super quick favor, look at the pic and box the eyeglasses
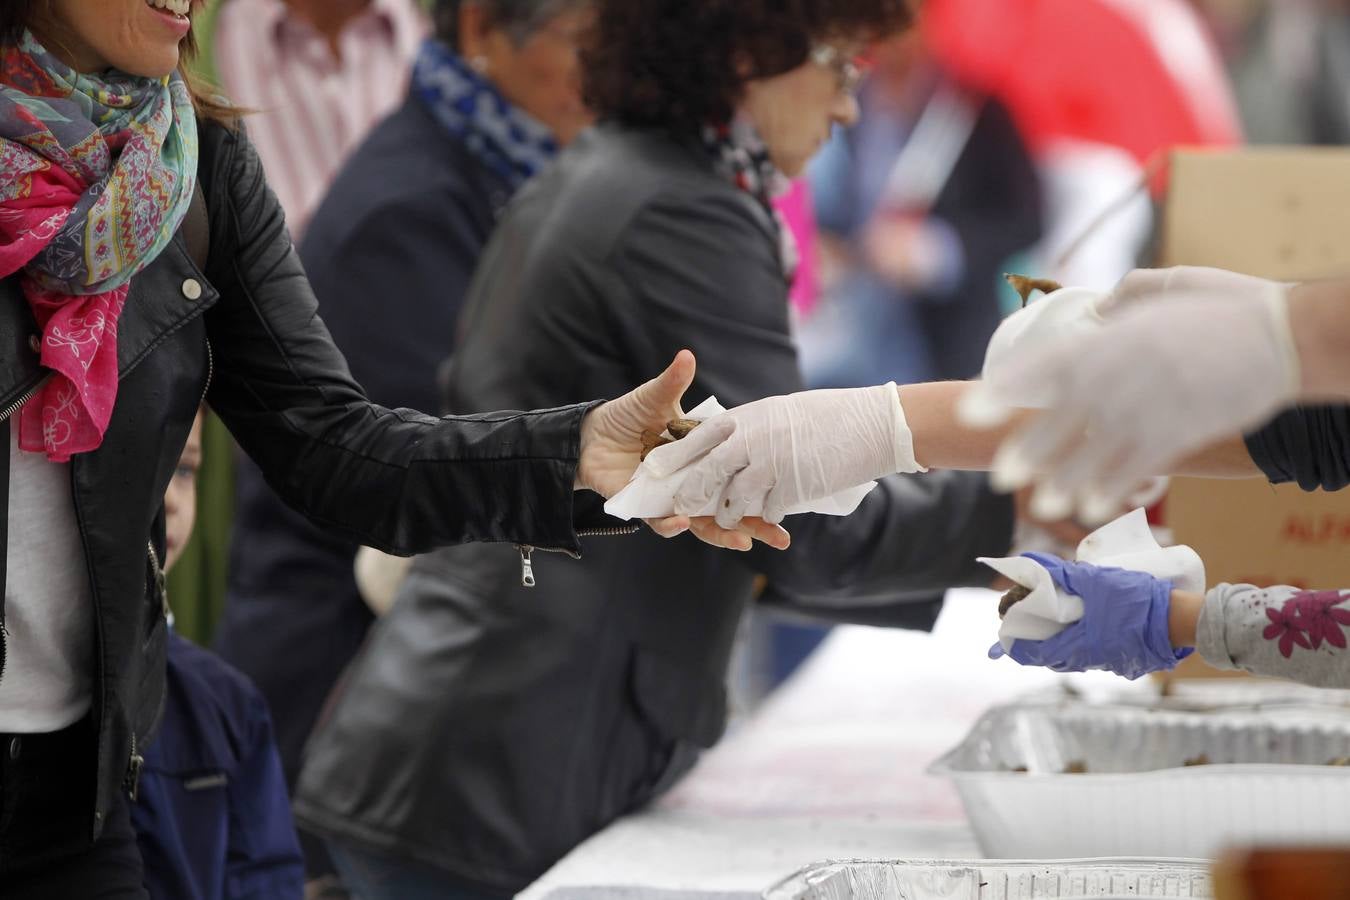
[809,44,867,96]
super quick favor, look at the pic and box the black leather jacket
[0,120,596,843]
[294,124,1016,894]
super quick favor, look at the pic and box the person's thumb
[636,350,697,420]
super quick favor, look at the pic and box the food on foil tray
[1010,753,1350,775]
[639,418,703,461]
[1004,273,1064,308]
[1007,761,1086,774]
[932,703,1350,858]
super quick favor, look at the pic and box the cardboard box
[1162,148,1350,281]
[1158,148,1350,678]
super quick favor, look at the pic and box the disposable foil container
[764,858,1212,900]
[928,703,1350,859]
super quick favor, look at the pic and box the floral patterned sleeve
[1196,584,1350,688]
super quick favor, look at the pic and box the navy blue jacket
[213,91,512,794]
[132,633,303,900]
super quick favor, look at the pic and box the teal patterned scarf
[0,29,198,460]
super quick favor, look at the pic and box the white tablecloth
[519,589,1127,899]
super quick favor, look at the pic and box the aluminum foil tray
[764,858,1212,900]
[928,702,1350,859]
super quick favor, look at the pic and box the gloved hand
[961,267,1300,523]
[579,350,790,551]
[641,383,925,528]
[990,552,1192,680]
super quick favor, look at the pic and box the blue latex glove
[989,552,1194,680]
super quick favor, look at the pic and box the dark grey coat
[293,123,1016,895]
[214,91,515,801]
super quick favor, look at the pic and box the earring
[470,56,489,74]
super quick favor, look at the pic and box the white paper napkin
[982,507,1206,652]
[604,396,879,521]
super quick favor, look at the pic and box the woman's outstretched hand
[578,350,791,551]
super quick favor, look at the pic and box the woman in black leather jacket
[294,1,1019,898]
[0,2,771,895]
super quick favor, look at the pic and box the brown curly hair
[0,0,237,125]
[582,0,915,135]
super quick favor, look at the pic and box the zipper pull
[148,543,169,618]
[126,740,145,802]
[517,545,536,588]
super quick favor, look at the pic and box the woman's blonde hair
[0,0,238,125]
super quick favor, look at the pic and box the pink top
[213,0,427,240]
[774,179,819,316]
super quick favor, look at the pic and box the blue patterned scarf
[411,39,558,191]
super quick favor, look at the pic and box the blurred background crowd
[154,0,1350,896]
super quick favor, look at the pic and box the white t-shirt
[0,420,94,732]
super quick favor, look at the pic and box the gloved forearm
[1196,583,1350,688]
[1288,279,1350,402]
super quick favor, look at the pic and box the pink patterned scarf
[0,31,197,461]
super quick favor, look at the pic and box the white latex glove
[641,384,926,528]
[961,267,1301,524]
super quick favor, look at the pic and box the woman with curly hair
[293,2,1022,897]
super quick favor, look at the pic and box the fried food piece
[638,419,704,461]
[1062,760,1089,774]
[1005,273,1064,309]
[667,419,702,440]
[640,431,673,461]
[999,584,1032,618]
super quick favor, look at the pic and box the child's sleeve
[225,694,306,900]
[1197,584,1350,688]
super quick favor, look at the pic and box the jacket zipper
[0,373,52,424]
[198,338,213,406]
[0,373,52,687]
[117,337,205,803]
[125,541,166,801]
[147,541,169,619]
[125,731,144,802]
[515,525,639,588]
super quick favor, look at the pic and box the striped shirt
[213,0,427,240]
